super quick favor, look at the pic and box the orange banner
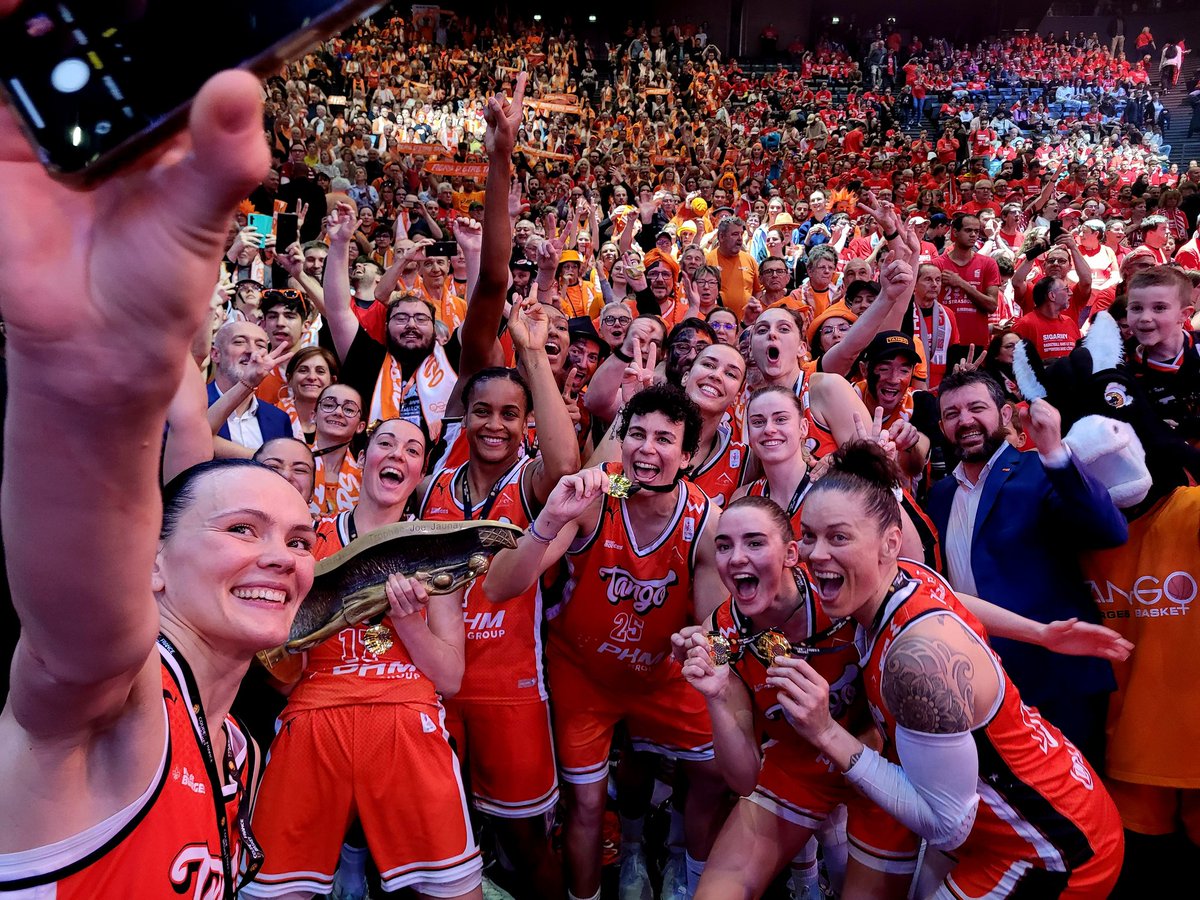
[427,161,489,177]
[392,142,451,156]
[651,154,681,166]
[531,101,584,115]
[542,93,579,106]
[644,87,671,96]
[516,146,574,162]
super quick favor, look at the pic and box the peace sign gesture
[620,335,658,402]
[852,406,898,464]
[856,190,903,238]
[240,340,296,389]
[952,343,988,374]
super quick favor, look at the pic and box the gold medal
[753,630,793,663]
[363,623,394,655]
[706,631,732,666]
[606,473,634,499]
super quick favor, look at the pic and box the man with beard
[928,370,1128,761]
[323,202,457,444]
[663,318,716,387]
[206,321,294,450]
[629,249,690,326]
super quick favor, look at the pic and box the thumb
[160,71,270,247]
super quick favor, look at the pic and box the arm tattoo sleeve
[881,617,979,734]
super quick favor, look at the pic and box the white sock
[790,836,820,892]
[620,813,645,844]
[336,842,368,880]
[685,851,706,894]
[816,807,848,893]
[568,890,601,900]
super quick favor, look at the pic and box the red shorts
[942,799,1123,899]
[1106,777,1200,843]
[547,651,713,785]
[443,698,559,818]
[245,703,482,897]
[750,739,920,875]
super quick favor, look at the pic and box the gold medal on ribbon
[363,623,394,655]
[706,631,732,666]
[754,630,793,663]
[606,473,634,499]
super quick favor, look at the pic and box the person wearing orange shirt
[416,249,469,327]
[419,305,579,899]
[484,385,728,900]
[248,418,485,900]
[705,216,760,319]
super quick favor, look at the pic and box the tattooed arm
[880,613,1000,734]
[789,613,994,850]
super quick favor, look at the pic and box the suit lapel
[973,445,1021,537]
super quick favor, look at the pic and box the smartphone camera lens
[50,58,89,93]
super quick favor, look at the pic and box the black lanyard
[764,471,812,518]
[736,571,854,664]
[460,460,521,522]
[157,635,263,896]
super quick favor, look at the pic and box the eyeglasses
[709,320,737,332]
[602,315,633,327]
[820,323,851,338]
[762,268,788,277]
[318,397,362,417]
[389,312,434,327]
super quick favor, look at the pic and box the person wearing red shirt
[933,213,1000,348]
[1014,276,1081,359]
[1175,228,1200,270]
[842,123,865,155]
[970,126,997,160]
[936,128,960,166]
[962,180,1002,217]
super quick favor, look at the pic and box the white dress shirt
[213,381,264,451]
[945,442,1010,596]
[945,442,1072,596]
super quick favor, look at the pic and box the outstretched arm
[457,73,528,383]
[322,201,362,362]
[1,72,269,737]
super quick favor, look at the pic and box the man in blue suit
[206,321,293,451]
[929,369,1128,763]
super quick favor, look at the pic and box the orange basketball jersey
[711,579,861,774]
[797,373,839,460]
[286,511,437,713]
[687,424,747,507]
[745,474,813,538]
[550,464,715,691]
[0,640,259,900]
[861,560,1120,881]
[420,459,547,703]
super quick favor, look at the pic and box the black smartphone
[1048,218,1064,242]
[428,240,457,258]
[0,1,385,181]
[275,212,299,251]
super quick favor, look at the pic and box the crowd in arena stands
[3,5,1200,900]
[177,9,1200,899]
